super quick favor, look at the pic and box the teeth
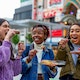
[34,38,39,40]
[72,36,77,39]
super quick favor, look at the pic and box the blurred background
[0,0,80,80]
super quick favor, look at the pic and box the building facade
[13,0,32,20]
[32,0,80,24]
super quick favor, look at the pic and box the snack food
[41,60,53,66]
[41,60,66,67]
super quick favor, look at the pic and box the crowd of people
[0,18,80,80]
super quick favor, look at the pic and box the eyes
[32,31,44,35]
[70,29,80,33]
[1,25,10,28]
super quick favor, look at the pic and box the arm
[46,49,57,78]
[13,59,22,76]
[46,66,57,78]
[20,45,33,74]
[0,41,11,67]
[55,41,68,60]
[21,57,32,74]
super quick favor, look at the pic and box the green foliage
[26,33,33,43]
[11,34,20,45]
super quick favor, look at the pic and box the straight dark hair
[0,18,15,60]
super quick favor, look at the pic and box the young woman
[20,25,57,80]
[0,18,22,80]
[55,23,80,80]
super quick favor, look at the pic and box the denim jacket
[20,44,57,80]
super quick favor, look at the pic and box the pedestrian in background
[19,24,57,80]
[55,23,80,80]
[0,18,22,80]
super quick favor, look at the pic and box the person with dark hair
[19,24,57,80]
[55,23,80,80]
[0,18,22,80]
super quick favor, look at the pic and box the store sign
[32,0,37,20]
[43,8,63,18]
[51,29,62,37]
[49,0,61,6]
[48,0,62,8]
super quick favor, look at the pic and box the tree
[26,33,33,43]
[11,34,20,45]
[11,34,20,53]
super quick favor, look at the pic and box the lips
[71,36,78,43]
[33,37,40,40]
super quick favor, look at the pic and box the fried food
[41,60,53,66]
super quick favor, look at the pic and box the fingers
[59,39,69,49]
[29,49,37,55]
[59,39,68,45]
[28,49,37,59]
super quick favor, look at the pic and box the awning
[9,19,69,29]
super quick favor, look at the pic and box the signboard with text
[43,8,63,18]
[51,29,62,37]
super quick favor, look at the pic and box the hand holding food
[59,38,68,49]
[70,50,80,55]
[5,29,20,41]
[26,49,37,63]
[41,60,66,67]
[41,60,58,67]
[18,42,25,56]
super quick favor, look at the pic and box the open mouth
[71,36,78,42]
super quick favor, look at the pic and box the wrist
[50,66,57,73]
[5,35,10,41]
[26,56,31,63]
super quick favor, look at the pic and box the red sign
[32,0,37,20]
[51,30,62,37]
[43,8,63,18]
[49,0,61,6]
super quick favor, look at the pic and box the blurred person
[19,24,57,80]
[0,18,22,80]
[55,23,80,80]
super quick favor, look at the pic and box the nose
[34,33,39,36]
[6,27,10,32]
[72,31,76,34]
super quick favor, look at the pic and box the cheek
[69,33,72,37]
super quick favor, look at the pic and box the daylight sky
[0,0,20,18]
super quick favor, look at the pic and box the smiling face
[32,27,46,44]
[70,24,80,45]
[0,21,10,41]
